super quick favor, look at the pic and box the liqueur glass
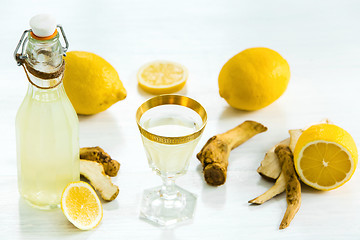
[136,95,207,226]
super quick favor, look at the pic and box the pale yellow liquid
[140,107,202,177]
[16,84,79,209]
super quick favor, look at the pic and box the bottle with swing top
[14,14,79,209]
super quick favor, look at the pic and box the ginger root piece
[257,138,290,180]
[80,147,120,177]
[249,143,294,204]
[289,129,302,153]
[197,120,267,186]
[248,171,286,205]
[275,145,301,230]
[80,160,119,201]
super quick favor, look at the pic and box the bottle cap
[29,14,57,37]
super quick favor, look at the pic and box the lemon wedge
[61,181,103,230]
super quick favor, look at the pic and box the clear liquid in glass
[140,104,203,177]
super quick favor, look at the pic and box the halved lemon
[137,60,188,94]
[294,124,358,191]
[61,181,103,230]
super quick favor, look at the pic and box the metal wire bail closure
[13,25,69,89]
[14,25,69,65]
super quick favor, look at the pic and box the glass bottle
[14,15,79,209]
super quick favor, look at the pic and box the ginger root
[197,120,267,186]
[80,147,120,177]
[289,129,302,153]
[249,165,286,204]
[251,119,332,229]
[80,160,119,201]
[257,138,290,180]
[248,171,286,205]
[249,143,294,204]
[275,145,301,230]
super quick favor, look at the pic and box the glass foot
[140,185,197,226]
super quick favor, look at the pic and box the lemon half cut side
[294,124,358,191]
[61,181,103,230]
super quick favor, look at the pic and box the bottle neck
[24,33,64,90]
[26,32,63,72]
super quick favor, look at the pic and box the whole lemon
[218,47,290,111]
[63,51,127,115]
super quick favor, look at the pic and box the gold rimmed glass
[136,95,207,226]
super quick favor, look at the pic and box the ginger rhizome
[249,145,301,229]
[79,147,120,201]
[197,120,267,186]
[80,160,119,201]
[276,146,301,229]
[80,147,120,177]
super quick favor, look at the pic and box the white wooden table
[1,0,360,239]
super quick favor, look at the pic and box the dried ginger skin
[275,145,301,230]
[80,146,120,177]
[249,143,288,204]
[197,121,267,186]
[248,170,286,205]
[257,138,290,180]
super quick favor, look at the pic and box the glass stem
[160,177,177,200]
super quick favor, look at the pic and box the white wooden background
[1,0,360,239]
